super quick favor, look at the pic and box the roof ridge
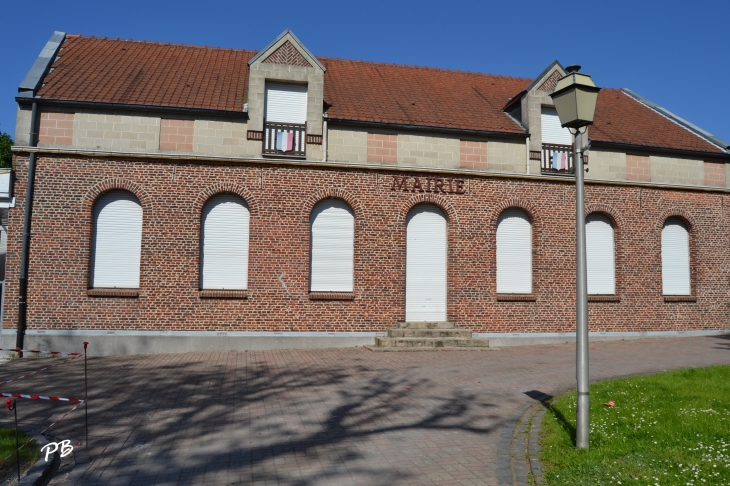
[319,56,532,81]
[70,34,258,54]
[70,35,530,80]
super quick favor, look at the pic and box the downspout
[525,136,531,175]
[17,102,39,355]
[322,114,328,162]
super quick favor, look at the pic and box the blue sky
[1,0,728,145]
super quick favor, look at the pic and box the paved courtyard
[0,335,728,485]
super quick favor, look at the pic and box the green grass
[540,366,730,485]
[0,427,39,476]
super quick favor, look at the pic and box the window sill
[309,292,355,301]
[199,290,248,299]
[588,295,621,302]
[87,288,139,298]
[664,295,697,303]
[496,294,536,302]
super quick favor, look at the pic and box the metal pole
[84,342,88,450]
[574,129,590,449]
[13,400,20,482]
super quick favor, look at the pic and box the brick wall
[459,141,488,170]
[703,161,725,187]
[367,133,398,163]
[160,119,194,151]
[626,154,650,182]
[4,154,728,335]
[38,112,74,146]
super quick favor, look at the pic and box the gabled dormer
[246,29,325,159]
[505,61,577,174]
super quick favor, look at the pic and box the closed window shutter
[265,83,307,124]
[201,194,250,290]
[541,107,573,145]
[406,205,447,321]
[586,214,616,294]
[90,190,143,288]
[496,209,532,293]
[310,200,354,292]
[662,218,691,295]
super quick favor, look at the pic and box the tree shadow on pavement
[0,351,503,485]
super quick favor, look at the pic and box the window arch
[662,217,691,295]
[586,213,615,294]
[310,199,354,292]
[496,209,532,293]
[200,193,250,290]
[90,190,143,288]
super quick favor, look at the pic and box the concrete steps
[366,322,490,352]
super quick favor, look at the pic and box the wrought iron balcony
[262,122,306,158]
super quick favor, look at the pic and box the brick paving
[0,335,728,485]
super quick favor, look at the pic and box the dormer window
[540,106,574,173]
[263,82,308,157]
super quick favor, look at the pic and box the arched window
[496,209,532,293]
[200,194,250,290]
[586,213,615,294]
[90,190,143,288]
[310,199,354,292]
[662,217,691,295]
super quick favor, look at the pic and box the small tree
[0,132,12,169]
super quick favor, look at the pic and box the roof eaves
[589,139,730,161]
[327,118,528,139]
[621,88,730,153]
[247,29,326,72]
[18,31,66,98]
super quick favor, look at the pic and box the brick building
[4,30,730,355]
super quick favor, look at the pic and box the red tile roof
[38,36,255,112]
[320,58,530,134]
[591,89,723,154]
[34,35,725,155]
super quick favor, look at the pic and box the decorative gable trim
[262,41,311,67]
[537,70,562,93]
[248,29,326,72]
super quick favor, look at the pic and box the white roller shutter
[90,190,142,288]
[406,205,447,321]
[265,83,307,124]
[662,218,691,295]
[310,200,354,292]
[541,107,573,145]
[586,214,615,294]
[496,209,532,293]
[201,194,250,290]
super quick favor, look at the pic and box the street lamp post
[550,65,600,450]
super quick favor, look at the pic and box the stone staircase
[366,322,490,351]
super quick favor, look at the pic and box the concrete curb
[497,392,552,486]
[17,434,56,486]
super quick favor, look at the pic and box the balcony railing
[262,122,306,157]
[533,143,589,174]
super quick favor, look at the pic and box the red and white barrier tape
[0,392,84,404]
[0,354,82,389]
[0,347,83,357]
[1,401,84,462]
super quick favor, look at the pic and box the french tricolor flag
[276,131,294,152]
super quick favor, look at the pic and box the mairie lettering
[390,176,466,194]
